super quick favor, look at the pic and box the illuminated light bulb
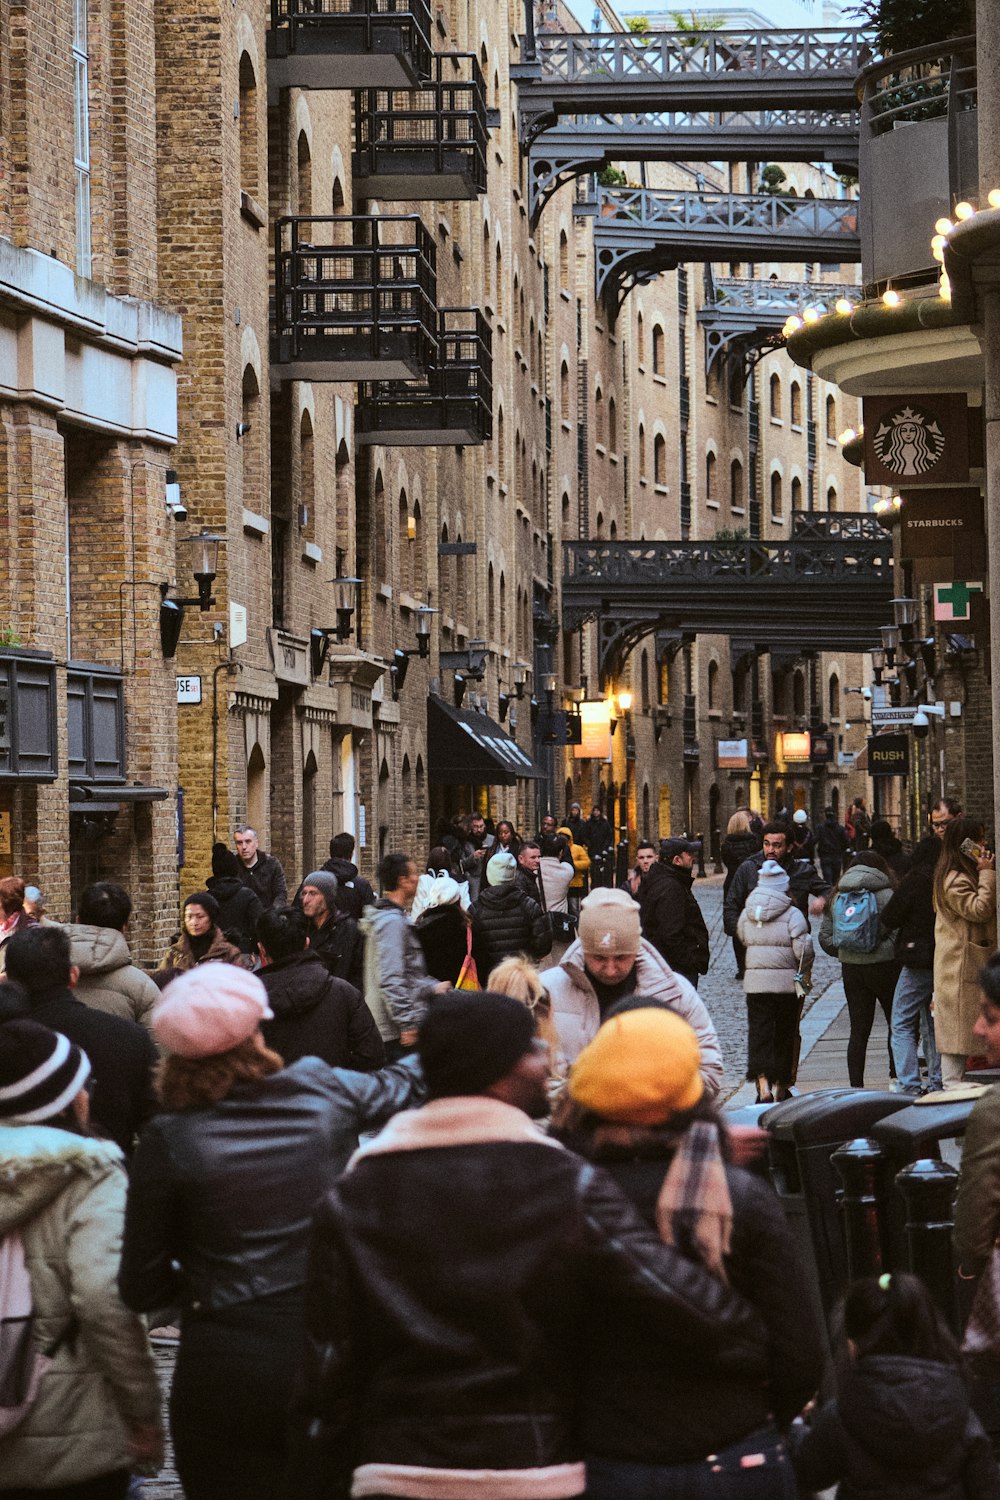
[873,498,889,514]
[939,271,951,302]
[835,298,852,315]
[935,217,954,234]
[932,245,945,262]
[931,234,946,252]
[838,427,857,446]
[882,288,901,307]
[891,495,902,509]
[989,189,1000,209]
[954,201,976,220]
[787,315,803,331]
[803,307,820,324]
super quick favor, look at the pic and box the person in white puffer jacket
[738,859,814,1104]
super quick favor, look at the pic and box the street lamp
[869,646,885,685]
[389,606,438,698]
[879,623,901,666]
[159,531,225,658]
[511,661,529,699]
[311,576,362,676]
[891,597,919,630]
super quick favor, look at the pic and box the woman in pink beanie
[119,964,424,1500]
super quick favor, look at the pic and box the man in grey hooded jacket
[361,852,444,1059]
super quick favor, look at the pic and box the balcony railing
[858,37,977,287]
[272,215,438,382]
[355,308,492,446]
[353,53,489,201]
[267,0,432,90]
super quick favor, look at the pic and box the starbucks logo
[872,403,946,477]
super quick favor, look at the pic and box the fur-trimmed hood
[0,1123,124,1237]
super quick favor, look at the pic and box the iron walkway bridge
[584,187,861,311]
[512,27,869,144]
[698,277,861,376]
[561,515,892,686]
[528,108,859,221]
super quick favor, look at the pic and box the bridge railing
[593,187,859,237]
[531,28,869,84]
[562,535,890,586]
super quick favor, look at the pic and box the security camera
[912,708,929,740]
[165,479,188,523]
[861,687,872,702]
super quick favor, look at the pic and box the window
[608,397,617,454]
[640,650,650,712]
[239,53,259,202]
[770,471,783,517]
[706,450,716,502]
[769,373,781,420]
[594,385,604,446]
[730,458,744,511]
[829,673,841,720]
[299,410,314,541]
[791,476,803,510]
[560,360,570,418]
[73,0,92,277]
[638,423,647,476]
[495,244,503,319]
[483,224,492,301]
[708,659,719,710]
[654,433,666,486]
[559,230,569,285]
[827,484,838,512]
[652,324,665,375]
[790,382,802,426]
[637,313,645,365]
[296,131,312,216]
[826,393,836,441]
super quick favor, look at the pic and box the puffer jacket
[819,864,896,965]
[471,883,552,979]
[360,900,439,1043]
[541,938,724,1096]
[792,1355,998,1500]
[723,850,829,936]
[737,886,814,994]
[204,874,263,953]
[539,854,574,913]
[259,951,384,1071]
[557,827,591,890]
[0,1124,160,1490]
[63,922,160,1033]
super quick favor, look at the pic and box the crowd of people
[0,796,999,1499]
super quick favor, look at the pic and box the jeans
[820,857,843,888]
[890,965,941,1092]
[842,960,900,1087]
[745,993,800,1087]
[586,1427,797,1500]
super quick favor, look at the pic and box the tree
[851,0,971,56]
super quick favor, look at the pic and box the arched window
[332,175,345,212]
[790,382,802,426]
[730,458,744,510]
[398,489,411,595]
[495,243,503,319]
[499,571,506,637]
[829,673,841,720]
[637,313,645,365]
[496,405,505,484]
[560,360,570,417]
[708,659,719,710]
[652,323,665,374]
[826,393,836,441]
[640,650,650,711]
[299,409,314,541]
[608,396,618,454]
[241,363,261,511]
[483,223,492,301]
[296,131,312,216]
[638,423,647,476]
[770,471,783,517]
[239,53,259,200]
[654,433,666,485]
[791,475,803,511]
[559,230,569,284]
[706,450,716,501]
[594,384,604,446]
[827,484,838,512]
[488,562,495,636]
[769,372,781,420]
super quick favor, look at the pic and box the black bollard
[695,832,707,879]
[831,1137,888,1282]
[895,1158,961,1333]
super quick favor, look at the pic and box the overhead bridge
[528,108,859,221]
[583,187,860,311]
[698,277,860,376]
[512,27,869,144]
[561,516,892,685]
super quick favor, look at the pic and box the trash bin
[762,1089,908,1322]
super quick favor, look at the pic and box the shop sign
[868,733,910,778]
[863,394,969,487]
[574,700,611,760]
[899,489,984,560]
[810,733,834,764]
[779,731,811,762]
[718,738,748,769]
[838,750,858,768]
[933,580,983,623]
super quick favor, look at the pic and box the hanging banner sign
[718,738,748,769]
[574,700,611,760]
[868,733,910,777]
[934,580,983,622]
[810,733,834,764]
[899,488,984,559]
[863,394,969,487]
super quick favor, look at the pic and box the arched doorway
[302,750,318,875]
[247,743,266,835]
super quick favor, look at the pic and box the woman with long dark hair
[819,851,900,1088]
[933,816,997,1088]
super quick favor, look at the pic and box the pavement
[137,873,874,1497]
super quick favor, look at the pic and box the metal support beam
[698,277,860,379]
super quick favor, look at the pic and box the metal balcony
[527,107,859,221]
[267,0,432,92]
[355,308,492,446]
[513,27,868,143]
[272,215,438,382]
[698,277,861,376]
[858,37,976,288]
[585,188,861,312]
[353,54,489,201]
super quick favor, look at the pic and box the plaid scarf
[655,1119,733,1283]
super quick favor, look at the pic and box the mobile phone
[961,837,985,860]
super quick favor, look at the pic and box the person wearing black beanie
[206,843,264,954]
[417,989,539,1101]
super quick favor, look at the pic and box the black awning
[427,695,546,786]
[69,783,170,802]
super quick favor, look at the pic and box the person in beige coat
[933,817,997,1088]
[0,1019,162,1495]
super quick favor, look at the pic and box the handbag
[962,1246,1000,1363]
[455,927,480,991]
[551,909,576,942]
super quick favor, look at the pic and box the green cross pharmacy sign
[933,580,982,622]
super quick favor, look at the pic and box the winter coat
[308,908,364,992]
[515,864,547,910]
[292,1097,765,1495]
[557,828,591,890]
[721,831,761,896]
[160,924,251,975]
[205,873,264,953]
[471,883,552,979]
[933,867,997,1057]
[881,862,936,970]
[723,850,829,936]
[63,922,160,1034]
[640,862,710,978]
[816,819,850,862]
[321,857,375,921]
[360,899,439,1043]
[259,951,384,1071]
[585,814,614,856]
[461,833,496,903]
[120,1056,426,1318]
[415,903,471,986]
[551,1119,824,1464]
[539,854,574,913]
[792,1355,998,1500]
[238,849,288,909]
[0,1124,160,1490]
[541,938,724,1096]
[737,885,814,995]
[24,987,158,1156]
[954,1080,1000,1278]
[871,835,910,880]
[819,865,897,966]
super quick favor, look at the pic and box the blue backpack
[830,887,880,954]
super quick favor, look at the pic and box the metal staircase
[527,107,859,221]
[585,187,861,312]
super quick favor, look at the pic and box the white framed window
[73,0,92,278]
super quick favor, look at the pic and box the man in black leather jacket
[293,991,764,1500]
[723,822,829,938]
